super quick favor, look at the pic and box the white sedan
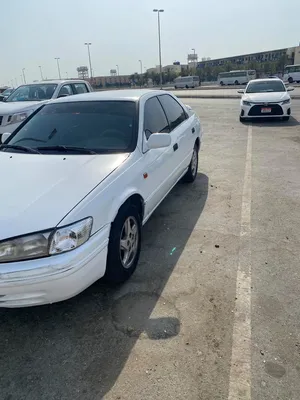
[0,89,202,307]
[238,78,294,122]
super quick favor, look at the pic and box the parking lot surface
[0,99,300,400]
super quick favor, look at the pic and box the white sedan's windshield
[3,101,137,154]
[6,84,57,102]
[246,81,286,93]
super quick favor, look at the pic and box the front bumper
[0,225,110,308]
[240,102,291,118]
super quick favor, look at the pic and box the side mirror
[287,87,294,92]
[147,133,171,149]
[1,132,11,143]
[57,93,69,98]
[237,89,245,94]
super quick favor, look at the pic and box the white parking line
[228,124,252,400]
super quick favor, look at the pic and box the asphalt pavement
[0,99,300,400]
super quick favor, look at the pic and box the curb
[176,94,300,100]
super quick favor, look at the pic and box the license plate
[261,107,271,113]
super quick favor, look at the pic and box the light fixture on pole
[39,65,44,80]
[55,58,61,79]
[22,68,26,84]
[153,9,164,89]
[84,43,93,79]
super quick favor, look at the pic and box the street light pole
[139,59,143,87]
[39,65,44,80]
[55,58,61,79]
[116,65,120,88]
[84,43,93,79]
[22,68,26,84]
[153,9,164,89]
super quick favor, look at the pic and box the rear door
[158,94,195,181]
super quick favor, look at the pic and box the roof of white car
[18,80,87,86]
[53,89,169,103]
[249,78,283,83]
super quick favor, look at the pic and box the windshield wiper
[37,145,97,154]
[0,144,41,154]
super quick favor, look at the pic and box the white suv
[0,80,92,136]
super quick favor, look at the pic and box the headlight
[49,218,93,255]
[282,99,290,105]
[0,217,93,263]
[0,231,51,263]
[6,110,33,125]
[242,100,252,106]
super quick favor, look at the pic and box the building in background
[77,66,89,80]
[197,46,299,71]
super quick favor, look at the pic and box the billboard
[188,53,198,62]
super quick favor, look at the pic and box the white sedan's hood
[0,152,128,240]
[243,92,289,103]
[0,101,46,115]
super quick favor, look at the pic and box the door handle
[173,143,178,152]
[192,127,195,134]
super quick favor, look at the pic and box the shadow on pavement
[0,173,209,400]
[240,116,299,126]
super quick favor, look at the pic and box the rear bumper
[0,225,110,308]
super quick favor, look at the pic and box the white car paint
[239,78,292,120]
[0,80,93,135]
[0,89,202,307]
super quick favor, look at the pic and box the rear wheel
[220,81,224,86]
[234,80,239,85]
[182,143,199,183]
[288,77,293,84]
[104,202,142,284]
[185,85,189,89]
[282,116,290,121]
[174,86,177,89]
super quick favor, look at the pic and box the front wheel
[182,143,199,183]
[288,77,293,84]
[234,80,239,85]
[104,202,142,284]
[185,85,189,89]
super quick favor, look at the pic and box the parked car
[0,87,14,102]
[0,80,93,138]
[238,78,294,121]
[0,89,203,307]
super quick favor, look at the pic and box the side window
[144,97,170,139]
[57,84,73,97]
[74,83,88,94]
[158,95,187,132]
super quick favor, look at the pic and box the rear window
[7,101,137,154]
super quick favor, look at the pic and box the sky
[1,0,300,86]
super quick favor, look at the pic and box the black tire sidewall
[104,203,142,284]
[183,144,199,183]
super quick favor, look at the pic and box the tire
[282,116,290,121]
[182,143,199,183]
[104,202,142,284]
[174,86,177,89]
[288,77,293,84]
[220,81,224,86]
[234,80,239,85]
[185,85,189,89]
